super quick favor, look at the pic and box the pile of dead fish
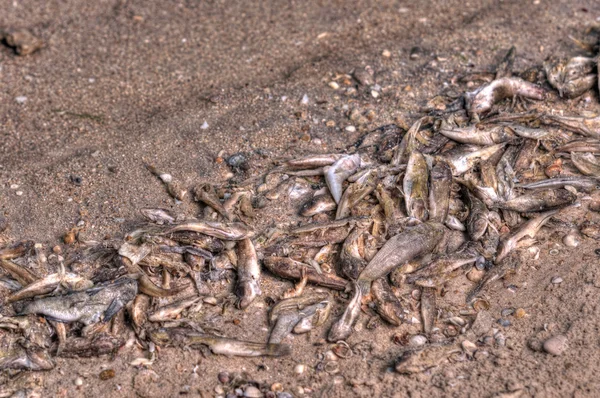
[2,46,600,376]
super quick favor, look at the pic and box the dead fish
[375,183,402,225]
[442,144,506,176]
[193,184,231,220]
[571,152,600,176]
[462,185,489,241]
[504,124,550,140]
[167,220,253,240]
[327,281,363,342]
[428,160,453,223]
[0,348,54,371]
[288,218,357,247]
[58,333,124,358]
[148,296,201,322]
[445,215,466,231]
[282,266,309,298]
[6,272,93,303]
[293,299,333,334]
[496,146,518,201]
[269,292,331,344]
[325,154,362,203]
[544,115,600,140]
[0,259,38,286]
[336,170,377,219]
[403,151,429,221]
[556,138,600,153]
[392,118,424,166]
[169,231,225,252]
[339,220,372,280]
[519,176,599,192]
[263,256,349,290]
[299,194,337,216]
[129,294,150,339]
[495,209,559,263]
[371,278,404,326]
[395,346,459,374]
[465,77,545,116]
[235,238,261,309]
[493,189,576,212]
[439,124,515,145]
[407,252,478,284]
[420,287,436,334]
[145,163,187,200]
[281,154,343,171]
[545,56,597,98]
[16,277,138,325]
[151,329,290,357]
[140,208,176,224]
[356,222,446,291]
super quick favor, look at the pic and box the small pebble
[345,125,356,132]
[99,369,115,380]
[200,121,209,129]
[271,383,283,392]
[562,232,580,248]
[467,268,485,283]
[501,308,515,317]
[551,276,563,284]
[498,319,511,327]
[328,81,339,89]
[15,96,27,104]
[543,335,568,356]
[15,191,23,196]
[515,308,527,319]
[301,94,309,105]
[52,245,62,254]
[409,334,427,347]
[244,385,262,398]
[294,364,305,374]
[382,49,391,57]
[277,393,292,398]
[461,340,477,354]
[74,377,83,386]
[218,371,230,384]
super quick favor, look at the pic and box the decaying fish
[442,144,506,176]
[544,115,600,140]
[287,218,357,247]
[193,184,231,220]
[0,348,54,371]
[6,272,93,303]
[403,151,429,221]
[148,296,201,322]
[235,238,261,309]
[325,154,362,203]
[300,194,337,216]
[145,164,187,200]
[327,281,363,342]
[520,176,599,192]
[263,256,349,290]
[16,277,138,325]
[465,77,545,117]
[428,160,453,222]
[281,154,342,171]
[462,185,490,241]
[556,138,600,153]
[545,56,597,98]
[439,124,515,145]
[269,292,331,343]
[356,222,446,291]
[150,329,290,357]
[336,170,377,219]
[493,189,576,212]
[371,278,404,326]
[339,221,372,280]
[167,221,253,240]
[571,152,600,176]
[140,208,176,224]
[395,346,459,374]
[58,333,124,358]
[495,209,560,263]
[420,287,437,334]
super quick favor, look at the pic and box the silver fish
[439,124,515,145]
[235,238,261,309]
[325,154,362,203]
[167,220,253,240]
[403,151,430,221]
[6,272,93,303]
[465,77,545,117]
[442,143,506,176]
[140,208,176,224]
[520,176,599,192]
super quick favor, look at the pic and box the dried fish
[325,154,362,203]
[545,56,597,98]
[167,220,253,240]
[544,115,600,140]
[140,208,176,224]
[371,278,404,326]
[442,144,506,176]
[439,124,515,145]
[465,77,545,117]
[58,333,124,358]
[6,272,93,303]
[299,194,337,216]
[150,329,291,357]
[496,209,559,263]
[428,160,453,222]
[494,189,576,212]
[263,256,349,290]
[145,164,187,200]
[339,221,372,280]
[148,296,201,322]
[520,176,599,192]
[282,154,343,171]
[336,170,377,219]
[462,184,490,241]
[327,281,363,342]
[0,348,54,371]
[571,152,600,176]
[16,277,138,325]
[235,238,261,309]
[193,184,231,220]
[403,151,429,221]
[420,287,437,334]
[269,292,331,343]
